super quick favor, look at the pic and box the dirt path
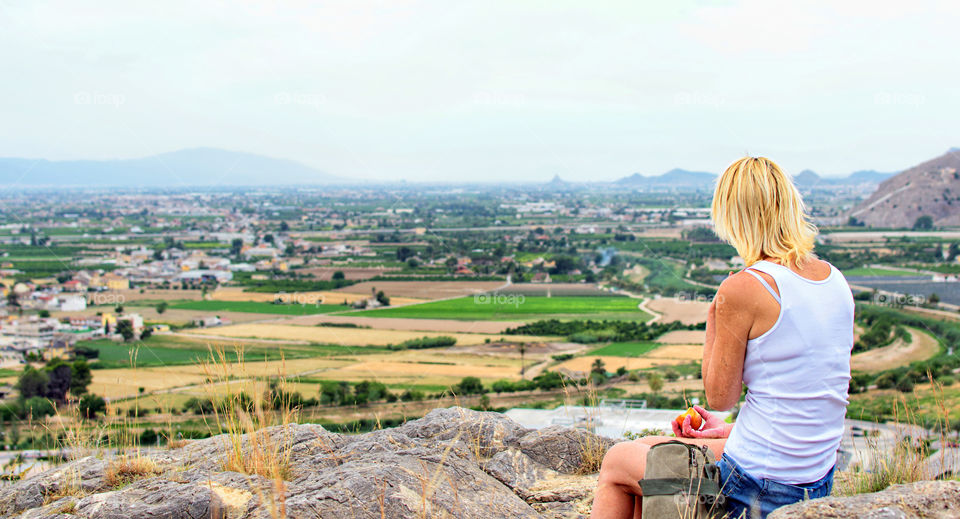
[852,327,940,373]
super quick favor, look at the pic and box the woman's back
[722,259,854,484]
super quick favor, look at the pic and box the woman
[591,157,854,519]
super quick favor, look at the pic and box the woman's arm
[702,273,754,411]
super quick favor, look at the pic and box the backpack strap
[640,477,721,496]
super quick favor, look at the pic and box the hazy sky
[2,1,959,182]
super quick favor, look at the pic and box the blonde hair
[711,157,817,267]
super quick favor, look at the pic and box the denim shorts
[716,453,834,519]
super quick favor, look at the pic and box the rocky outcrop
[7,407,959,519]
[0,407,616,519]
[770,481,960,519]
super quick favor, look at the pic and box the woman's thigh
[599,436,728,493]
[598,440,650,494]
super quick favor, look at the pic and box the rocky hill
[849,149,960,227]
[1,406,957,518]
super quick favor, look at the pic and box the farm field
[81,335,368,369]
[90,342,533,400]
[556,355,687,373]
[185,323,560,346]
[495,283,613,296]
[656,330,706,344]
[170,300,347,315]
[285,314,522,334]
[646,297,710,325]
[208,286,426,306]
[587,342,660,357]
[843,267,924,277]
[353,295,652,321]
[56,305,281,326]
[90,357,358,399]
[333,281,504,299]
[851,327,940,373]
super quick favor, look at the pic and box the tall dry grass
[198,344,301,519]
[834,373,952,496]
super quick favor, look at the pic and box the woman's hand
[670,405,733,439]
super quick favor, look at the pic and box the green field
[170,300,346,315]
[587,341,661,357]
[354,295,652,321]
[83,337,242,368]
[843,267,922,277]
[81,335,369,369]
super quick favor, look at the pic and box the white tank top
[722,259,854,484]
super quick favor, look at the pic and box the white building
[59,295,87,312]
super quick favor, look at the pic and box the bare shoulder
[715,271,761,308]
[797,256,833,279]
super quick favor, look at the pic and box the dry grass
[199,346,298,518]
[104,456,161,488]
[834,376,950,496]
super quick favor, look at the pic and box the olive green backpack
[639,441,726,519]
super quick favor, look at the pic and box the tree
[77,394,106,419]
[913,215,934,230]
[23,397,55,418]
[156,301,168,314]
[647,372,664,393]
[44,360,73,402]
[396,246,414,262]
[38,310,51,318]
[375,290,390,307]
[591,358,606,376]
[70,359,93,395]
[115,304,124,314]
[116,319,135,342]
[230,238,243,256]
[332,271,345,281]
[140,327,153,340]
[896,376,915,393]
[15,367,49,399]
[455,376,485,395]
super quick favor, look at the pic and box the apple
[675,407,703,431]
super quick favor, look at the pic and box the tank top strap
[745,260,785,300]
[744,269,781,304]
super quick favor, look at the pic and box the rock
[395,406,532,457]
[284,442,538,519]
[73,479,225,519]
[0,407,607,519]
[0,456,108,516]
[479,447,598,518]
[19,497,79,519]
[518,425,619,474]
[769,481,960,519]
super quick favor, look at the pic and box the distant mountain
[0,148,340,187]
[846,170,896,184]
[794,169,822,186]
[794,169,895,187]
[849,149,960,228]
[616,168,716,189]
